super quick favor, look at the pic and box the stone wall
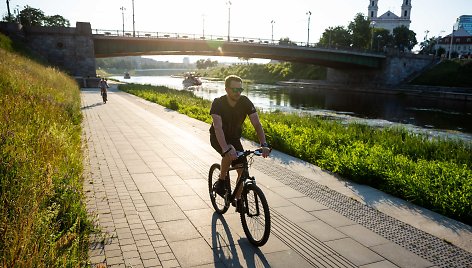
[327,52,435,87]
[22,22,96,78]
[0,22,96,80]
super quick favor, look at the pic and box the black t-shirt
[209,95,256,141]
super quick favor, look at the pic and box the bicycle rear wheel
[240,183,270,246]
[208,163,230,214]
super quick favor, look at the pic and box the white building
[437,28,472,58]
[368,0,412,32]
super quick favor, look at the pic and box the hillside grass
[0,33,93,267]
[120,83,472,225]
[411,59,472,87]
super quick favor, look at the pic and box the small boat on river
[124,72,131,79]
[182,72,202,88]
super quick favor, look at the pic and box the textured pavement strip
[81,85,471,268]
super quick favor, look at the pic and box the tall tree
[348,13,371,49]
[372,28,392,51]
[392,25,417,51]
[18,5,44,26]
[319,26,351,48]
[44,15,70,27]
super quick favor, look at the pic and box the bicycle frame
[226,152,258,214]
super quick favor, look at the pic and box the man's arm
[211,114,234,157]
[248,112,270,157]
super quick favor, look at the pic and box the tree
[278,37,296,46]
[348,13,371,49]
[44,15,70,27]
[373,28,392,51]
[392,25,417,51]
[196,58,218,69]
[238,57,252,64]
[319,26,351,48]
[18,5,44,26]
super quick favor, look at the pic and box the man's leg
[219,153,232,181]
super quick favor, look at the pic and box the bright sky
[1,0,470,63]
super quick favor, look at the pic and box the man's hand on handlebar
[261,146,271,158]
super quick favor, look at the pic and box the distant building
[368,0,412,32]
[437,28,472,58]
[456,15,472,35]
[182,57,190,65]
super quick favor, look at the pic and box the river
[111,74,472,141]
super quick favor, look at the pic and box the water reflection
[111,75,472,138]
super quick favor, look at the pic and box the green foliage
[348,13,371,49]
[119,84,212,124]
[0,34,92,267]
[196,58,218,69]
[411,60,472,87]
[318,26,351,48]
[392,25,417,51]
[120,84,472,224]
[14,5,70,27]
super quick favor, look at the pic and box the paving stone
[325,238,384,266]
[169,238,214,267]
[370,242,434,268]
[273,205,318,223]
[149,204,187,222]
[338,224,390,247]
[158,219,201,242]
[173,195,208,211]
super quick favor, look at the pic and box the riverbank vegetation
[120,83,472,225]
[0,33,93,266]
[200,62,327,84]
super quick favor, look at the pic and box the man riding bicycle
[209,75,270,212]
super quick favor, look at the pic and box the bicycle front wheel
[208,163,229,214]
[240,183,270,246]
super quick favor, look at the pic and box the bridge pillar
[0,22,97,86]
[327,52,434,87]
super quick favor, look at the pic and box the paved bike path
[82,85,472,268]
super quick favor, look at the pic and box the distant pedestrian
[99,78,109,104]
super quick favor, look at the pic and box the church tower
[401,0,412,20]
[368,0,412,32]
[368,0,379,19]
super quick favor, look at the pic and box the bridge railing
[92,29,311,46]
[92,29,386,56]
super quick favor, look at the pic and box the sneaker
[214,179,226,197]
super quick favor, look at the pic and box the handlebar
[236,148,272,158]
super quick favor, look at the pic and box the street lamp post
[376,34,381,51]
[202,14,205,38]
[306,11,311,46]
[227,1,231,41]
[271,20,275,43]
[120,6,126,36]
[132,0,135,37]
[448,25,455,59]
[370,21,376,50]
[6,0,12,21]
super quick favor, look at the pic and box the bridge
[92,29,386,70]
[0,22,435,87]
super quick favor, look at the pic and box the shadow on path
[211,212,270,268]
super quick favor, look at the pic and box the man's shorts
[210,135,246,167]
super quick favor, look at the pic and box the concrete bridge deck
[82,84,472,268]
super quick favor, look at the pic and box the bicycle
[208,148,271,246]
